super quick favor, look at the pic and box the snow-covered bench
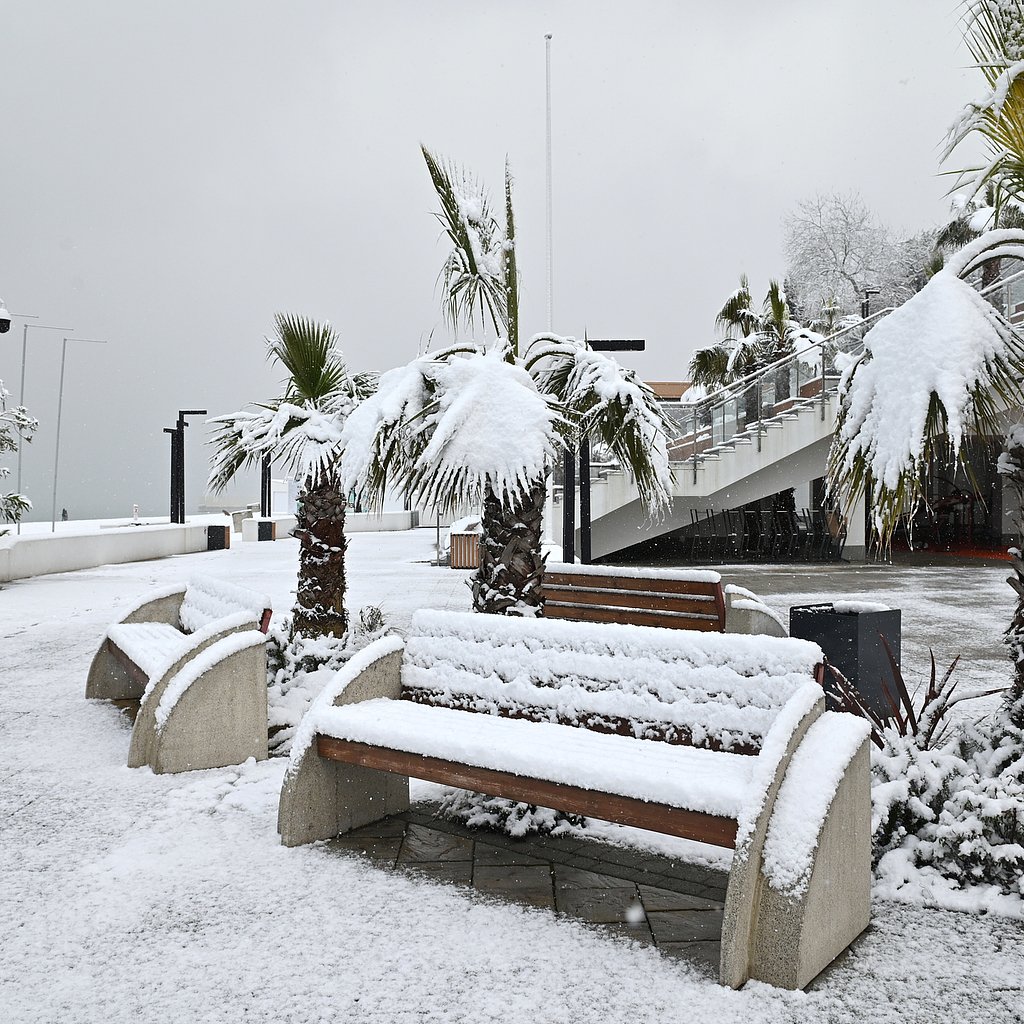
[86,576,272,774]
[278,609,872,990]
[541,563,787,637]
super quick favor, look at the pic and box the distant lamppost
[260,453,272,517]
[861,288,880,320]
[166,409,207,524]
[561,338,646,564]
[51,336,107,531]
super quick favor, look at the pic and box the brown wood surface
[316,735,739,848]
[541,585,718,617]
[544,571,720,597]
[542,571,727,632]
[543,603,723,631]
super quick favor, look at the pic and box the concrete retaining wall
[0,524,211,583]
[346,511,420,533]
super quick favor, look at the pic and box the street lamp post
[17,321,74,533]
[51,337,107,531]
[169,410,207,524]
[861,288,880,320]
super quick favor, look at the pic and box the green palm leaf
[207,315,370,494]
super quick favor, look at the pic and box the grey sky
[1,1,976,520]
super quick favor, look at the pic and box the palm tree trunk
[292,473,348,637]
[1002,441,1024,729]
[472,479,547,616]
[1005,550,1024,729]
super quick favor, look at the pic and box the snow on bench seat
[314,698,755,819]
[106,622,192,681]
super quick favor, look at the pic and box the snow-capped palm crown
[208,314,374,492]
[828,230,1024,542]
[341,147,673,519]
[340,344,565,515]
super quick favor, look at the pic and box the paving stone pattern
[327,808,727,977]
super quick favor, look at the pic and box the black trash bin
[790,602,901,718]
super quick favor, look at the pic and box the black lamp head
[0,299,10,334]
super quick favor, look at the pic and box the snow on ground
[1,532,1022,1022]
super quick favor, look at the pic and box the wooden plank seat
[541,562,786,637]
[86,575,273,773]
[279,610,872,990]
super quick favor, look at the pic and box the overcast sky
[1,1,978,520]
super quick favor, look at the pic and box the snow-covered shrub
[870,729,970,864]
[920,765,1024,896]
[825,650,1005,865]
[265,605,392,754]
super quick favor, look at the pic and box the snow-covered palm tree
[687,276,799,391]
[341,147,672,616]
[208,314,373,638]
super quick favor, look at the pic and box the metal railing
[667,265,1024,485]
[667,308,894,483]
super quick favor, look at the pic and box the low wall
[0,523,211,583]
[0,510,423,582]
[346,511,420,533]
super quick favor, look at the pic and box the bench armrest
[278,635,407,847]
[119,586,187,627]
[720,682,824,988]
[287,635,406,773]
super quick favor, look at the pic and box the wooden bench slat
[544,604,723,631]
[316,735,739,848]
[542,570,727,632]
[544,572,720,597]
[543,586,719,617]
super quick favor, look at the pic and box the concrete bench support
[146,634,269,774]
[278,644,408,847]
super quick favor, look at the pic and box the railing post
[757,378,762,452]
[692,408,699,485]
[820,356,826,421]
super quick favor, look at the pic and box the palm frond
[421,145,506,337]
[503,158,520,358]
[687,345,732,391]
[716,274,760,337]
[827,230,1024,548]
[208,314,369,494]
[942,0,1024,204]
[526,333,673,514]
[341,347,565,517]
[269,314,349,403]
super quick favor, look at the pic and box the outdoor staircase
[582,313,886,561]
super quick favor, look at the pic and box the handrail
[679,265,1024,424]
[666,264,1024,464]
[679,305,895,416]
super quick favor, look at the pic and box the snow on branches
[0,379,38,528]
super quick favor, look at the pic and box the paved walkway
[329,808,729,977]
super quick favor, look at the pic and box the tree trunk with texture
[292,474,348,637]
[472,479,547,616]
[1001,439,1024,730]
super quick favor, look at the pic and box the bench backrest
[542,563,727,632]
[179,575,273,634]
[402,609,822,755]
